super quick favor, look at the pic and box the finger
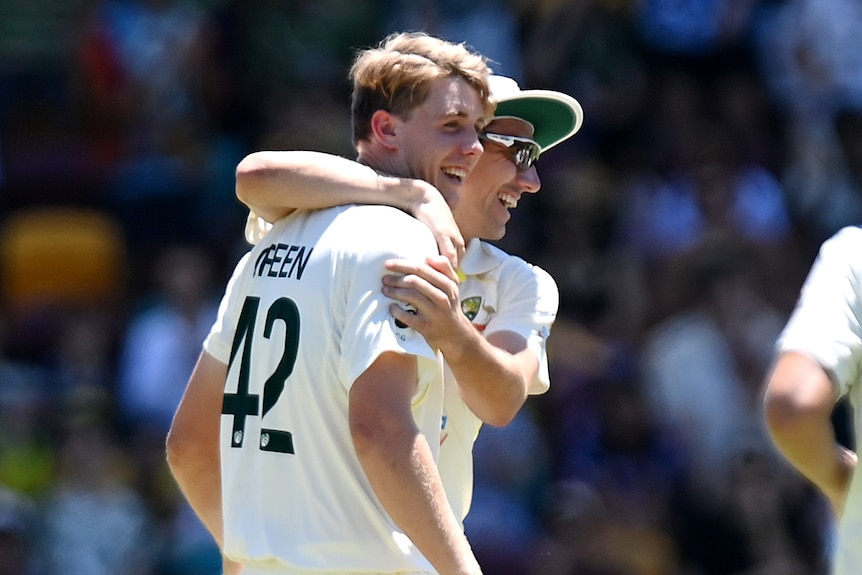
[385,258,453,288]
[448,234,465,269]
[424,255,458,282]
[456,241,465,267]
[383,272,456,308]
[434,235,461,271]
[382,283,434,312]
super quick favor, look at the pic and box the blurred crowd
[0,0,860,573]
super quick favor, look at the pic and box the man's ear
[369,110,399,150]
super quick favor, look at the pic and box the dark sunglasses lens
[481,133,540,170]
[513,142,539,170]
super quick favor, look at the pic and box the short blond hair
[350,32,494,143]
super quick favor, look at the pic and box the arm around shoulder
[236,150,415,222]
[235,150,464,266]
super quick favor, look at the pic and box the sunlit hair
[349,32,494,144]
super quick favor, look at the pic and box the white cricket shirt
[438,239,558,521]
[204,205,444,574]
[775,225,862,575]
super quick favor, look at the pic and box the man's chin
[435,183,462,206]
[487,226,506,241]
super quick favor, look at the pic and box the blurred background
[0,0,859,573]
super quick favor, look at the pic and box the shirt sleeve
[335,208,440,389]
[777,226,862,396]
[485,259,559,395]
[203,252,253,364]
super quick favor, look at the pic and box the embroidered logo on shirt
[460,296,482,321]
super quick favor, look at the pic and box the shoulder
[332,205,433,238]
[339,205,437,256]
[465,242,559,313]
[290,205,437,266]
[269,205,436,254]
[816,226,862,276]
[823,225,862,251]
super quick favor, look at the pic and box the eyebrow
[438,109,487,129]
[441,109,473,119]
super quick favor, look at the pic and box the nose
[516,165,541,194]
[465,130,484,157]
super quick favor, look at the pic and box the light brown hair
[350,32,494,144]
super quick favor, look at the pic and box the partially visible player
[235,74,584,522]
[763,225,862,575]
[166,31,495,575]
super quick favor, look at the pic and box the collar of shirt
[458,238,503,279]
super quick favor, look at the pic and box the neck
[356,146,406,179]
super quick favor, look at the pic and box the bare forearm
[439,328,533,427]
[350,353,481,575]
[166,416,225,548]
[166,353,228,548]
[169,455,225,544]
[354,430,480,575]
[766,404,850,497]
[382,257,536,426]
[223,555,243,575]
[236,151,425,223]
[237,151,463,264]
[764,352,855,512]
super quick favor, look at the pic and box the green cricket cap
[488,75,584,153]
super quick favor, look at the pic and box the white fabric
[437,239,558,521]
[776,225,862,575]
[205,205,443,573]
[244,210,273,245]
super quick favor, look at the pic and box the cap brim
[494,91,583,153]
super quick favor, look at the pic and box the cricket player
[764,225,862,575]
[166,32,495,575]
[236,75,584,523]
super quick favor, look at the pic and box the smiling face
[452,116,542,242]
[390,76,487,206]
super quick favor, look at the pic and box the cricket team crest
[460,296,482,321]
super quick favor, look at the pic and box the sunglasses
[479,132,541,171]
